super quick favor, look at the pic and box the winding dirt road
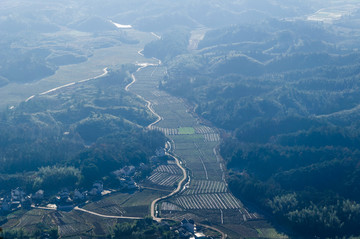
[25,67,108,102]
[125,64,162,129]
[150,153,187,222]
[74,207,143,220]
[124,61,189,222]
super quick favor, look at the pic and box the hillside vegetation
[147,12,360,238]
[0,65,165,194]
[2,0,360,238]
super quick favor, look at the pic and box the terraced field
[82,189,167,218]
[174,193,242,210]
[148,164,183,187]
[0,208,118,237]
[182,180,228,195]
[129,64,264,236]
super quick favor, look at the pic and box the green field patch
[256,228,288,239]
[170,134,203,142]
[178,127,195,135]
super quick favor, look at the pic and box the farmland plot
[84,202,126,216]
[60,211,117,237]
[174,193,242,210]
[168,135,223,181]
[155,165,182,174]
[13,212,42,228]
[194,126,215,134]
[194,126,220,141]
[149,172,183,187]
[160,202,183,211]
[59,224,89,237]
[238,208,261,221]
[83,190,166,217]
[148,164,183,187]
[182,180,228,195]
[0,209,61,232]
[204,133,220,142]
[150,126,179,135]
[178,127,195,135]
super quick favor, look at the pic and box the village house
[57,189,74,211]
[1,188,35,212]
[119,177,138,190]
[59,189,70,201]
[32,189,44,202]
[57,198,74,211]
[181,218,195,234]
[11,187,25,202]
[178,227,193,239]
[9,188,27,210]
[73,189,86,202]
[89,181,103,196]
[179,219,208,239]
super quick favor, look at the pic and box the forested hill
[144,13,360,238]
[0,65,166,194]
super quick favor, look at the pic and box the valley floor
[128,60,285,238]
[0,30,286,239]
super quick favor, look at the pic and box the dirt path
[74,207,142,220]
[199,223,227,239]
[124,57,189,223]
[150,153,188,222]
[25,67,108,102]
[125,68,162,129]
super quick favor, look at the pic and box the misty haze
[1,0,360,238]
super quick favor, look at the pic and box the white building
[89,181,103,196]
[11,187,25,202]
[32,190,44,201]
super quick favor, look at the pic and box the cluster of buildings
[112,165,138,190]
[0,187,31,213]
[0,163,144,214]
[52,181,106,211]
[175,219,209,239]
[1,148,167,215]
[158,218,210,239]
[0,181,105,213]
